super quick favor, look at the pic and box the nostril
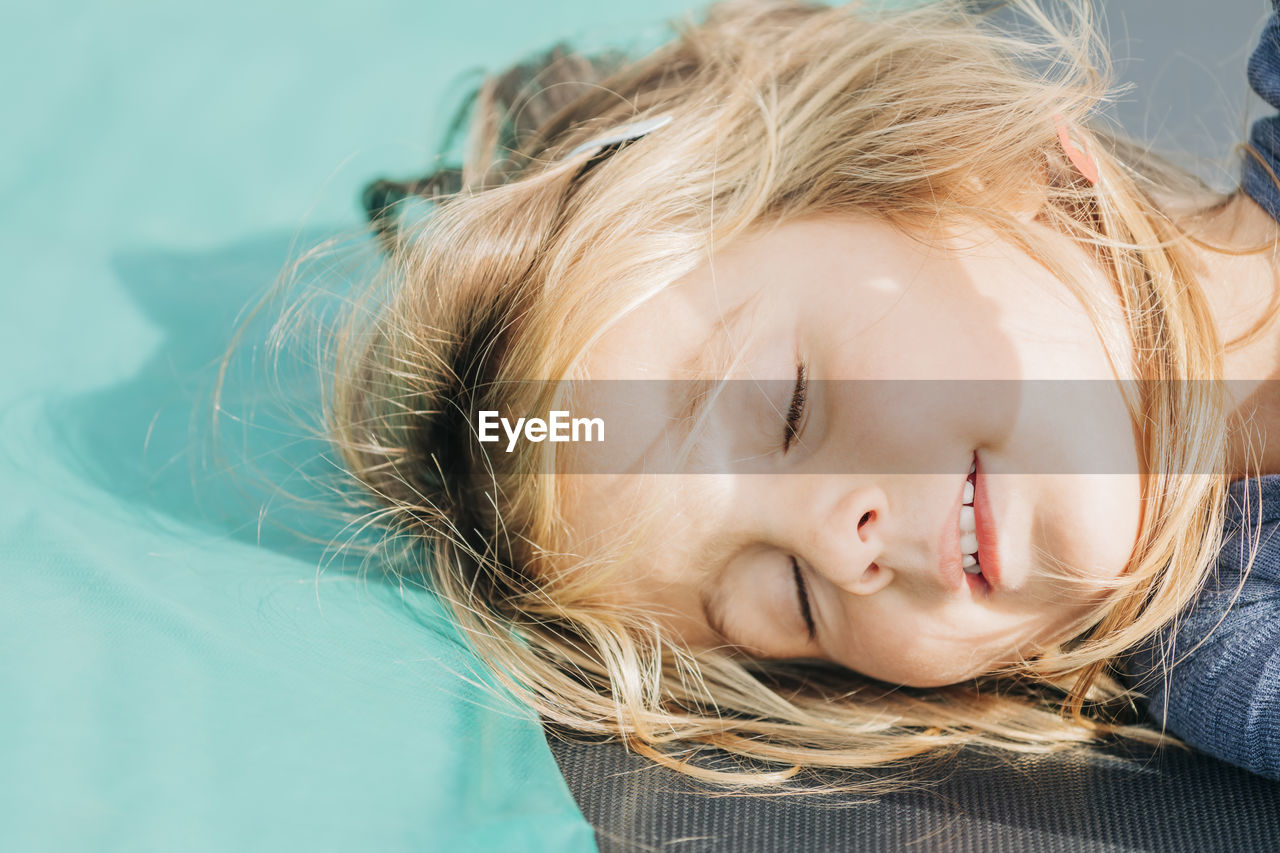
[857,510,878,546]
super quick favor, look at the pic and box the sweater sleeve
[1242,9,1280,221]
[1129,477,1280,781]
[1141,599,1280,780]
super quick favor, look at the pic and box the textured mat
[550,734,1280,852]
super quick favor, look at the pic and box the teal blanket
[0,2,696,849]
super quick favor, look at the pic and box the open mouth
[959,455,991,594]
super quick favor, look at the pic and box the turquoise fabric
[0,1,702,850]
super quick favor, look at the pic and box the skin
[558,191,1280,688]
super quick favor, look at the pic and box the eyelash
[791,556,817,641]
[782,360,808,452]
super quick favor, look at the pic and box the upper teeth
[961,461,981,574]
[960,507,979,558]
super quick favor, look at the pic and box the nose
[796,483,892,596]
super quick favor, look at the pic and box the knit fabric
[1129,477,1280,781]
[1243,4,1280,221]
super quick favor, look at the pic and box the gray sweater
[1128,478,1280,781]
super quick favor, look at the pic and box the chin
[896,672,978,689]
[886,653,1004,688]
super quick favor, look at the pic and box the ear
[1007,170,1051,224]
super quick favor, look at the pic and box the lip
[971,456,1003,592]
[939,452,1002,595]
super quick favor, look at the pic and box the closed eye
[782,360,808,452]
[791,556,816,641]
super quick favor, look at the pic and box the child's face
[559,215,1142,687]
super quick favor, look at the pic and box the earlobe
[1008,176,1051,224]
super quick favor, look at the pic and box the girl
[332,0,1280,786]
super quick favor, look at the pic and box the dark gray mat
[548,734,1280,852]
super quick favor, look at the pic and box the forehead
[575,213,950,378]
[571,216,893,384]
[558,228,791,484]
[578,245,764,381]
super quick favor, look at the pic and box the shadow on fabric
[47,229,387,573]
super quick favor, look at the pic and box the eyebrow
[666,299,759,464]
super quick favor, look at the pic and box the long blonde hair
[319,0,1257,787]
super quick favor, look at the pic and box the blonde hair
[316,0,1263,788]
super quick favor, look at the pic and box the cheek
[1041,474,1143,586]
